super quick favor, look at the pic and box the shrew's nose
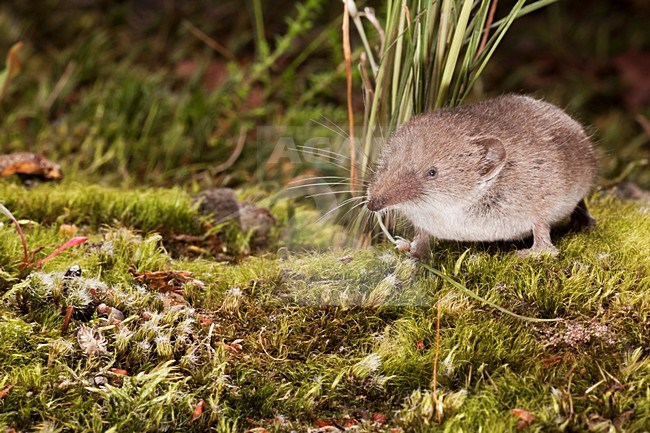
[366,197,386,212]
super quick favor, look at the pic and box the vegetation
[0,0,649,432]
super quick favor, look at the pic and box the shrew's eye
[427,168,437,178]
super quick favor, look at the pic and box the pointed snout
[366,197,386,212]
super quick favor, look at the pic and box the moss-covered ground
[1,180,649,432]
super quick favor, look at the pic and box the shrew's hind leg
[516,221,559,257]
[569,198,596,232]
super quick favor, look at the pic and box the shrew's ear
[475,137,506,179]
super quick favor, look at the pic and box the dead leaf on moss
[190,399,205,423]
[511,408,534,429]
[0,384,13,399]
[314,419,335,428]
[0,152,63,180]
[214,338,243,354]
[59,224,79,237]
[130,269,205,293]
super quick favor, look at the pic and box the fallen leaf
[59,224,79,237]
[130,269,205,292]
[198,314,214,325]
[190,399,205,423]
[0,152,63,180]
[315,419,334,428]
[416,340,425,351]
[214,339,243,354]
[511,408,534,429]
[0,384,13,399]
[372,413,387,424]
[542,356,562,368]
[109,368,128,376]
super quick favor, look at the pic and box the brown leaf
[130,269,205,293]
[0,384,13,399]
[214,339,243,354]
[109,368,129,376]
[542,356,562,368]
[372,413,387,424]
[190,399,205,423]
[245,428,270,433]
[59,224,79,237]
[0,152,63,180]
[198,314,214,325]
[315,419,334,428]
[416,340,425,351]
[511,408,534,429]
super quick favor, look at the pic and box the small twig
[62,305,75,333]
[477,0,499,58]
[212,127,247,175]
[43,61,76,113]
[343,0,358,197]
[182,20,236,61]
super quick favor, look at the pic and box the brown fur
[367,95,597,257]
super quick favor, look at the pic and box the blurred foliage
[0,0,647,187]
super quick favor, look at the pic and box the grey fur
[366,95,597,257]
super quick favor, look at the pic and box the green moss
[0,190,649,431]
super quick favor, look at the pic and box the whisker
[339,199,369,222]
[298,146,375,180]
[307,190,366,198]
[299,145,351,161]
[287,174,370,187]
[316,196,366,224]
[288,175,352,181]
[285,180,350,190]
[313,116,348,138]
[285,177,350,189]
